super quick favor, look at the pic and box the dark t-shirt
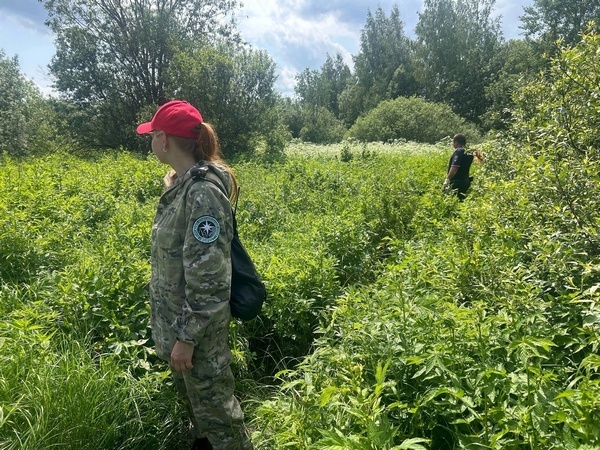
[447,148,473,181]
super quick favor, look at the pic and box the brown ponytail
[168,123,238,202]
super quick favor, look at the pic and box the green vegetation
[0,50,57,157]
[1,128,599,448]
[346,97,481,144]
[0,144,444,449]
[3,0,598,154]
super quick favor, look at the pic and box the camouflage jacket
[149,162,234,374]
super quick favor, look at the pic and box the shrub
[505,28,600,251]
[347,96,481,144]
[4,136,598,449]
[299,106,346,144]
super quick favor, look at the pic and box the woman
[137,100,252,450]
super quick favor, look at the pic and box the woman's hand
[170,340,194,372]
[163,170,178,189]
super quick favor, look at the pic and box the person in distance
[443,133,474,201]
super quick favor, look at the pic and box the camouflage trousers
[172,366,253,449]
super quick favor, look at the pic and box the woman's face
[150,131,167,162]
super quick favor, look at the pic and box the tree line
[1,0,600,157]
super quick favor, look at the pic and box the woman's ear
[160,132,169,150]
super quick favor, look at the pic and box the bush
[299,106,346,144]
[250,142,600,449]
[504,28,600,251]
[226,146,451,374]
[347,96,481,144]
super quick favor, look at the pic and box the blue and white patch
[192,216,220,243]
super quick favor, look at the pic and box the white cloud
[236,0,428,95]
[237,0,367,94]
[276,65,299,95]
[0,0,50,34]
[238,1,357,53]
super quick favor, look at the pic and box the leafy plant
[346,96,481,144]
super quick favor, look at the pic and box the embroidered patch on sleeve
[192,216,220,243]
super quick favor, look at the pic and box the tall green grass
[1,141,598,449]
[246,143,600,449]
[0,333,188,449]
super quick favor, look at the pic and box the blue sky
[0,0,532,96]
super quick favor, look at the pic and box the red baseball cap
[136,100,203,139]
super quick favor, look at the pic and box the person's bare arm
[444,166,458,186]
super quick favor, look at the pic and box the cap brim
[136,122,153,135]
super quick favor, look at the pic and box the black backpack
[190,165,266,321]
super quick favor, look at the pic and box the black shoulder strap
[190,164,239,221]
[190,164,225,193]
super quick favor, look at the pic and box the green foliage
[505,28,600,249]
[250,145,599,448]
[0,333,188,450]
[298,106,346,144]
[0,51,30,155]
[43,0,242,150]
[231,145,448,372]
[521,0,600,57]
[2,97,600,450]
[278,97,304,139]
[0,151,185,449]
[347,96,481,144]
[0,50,59,156]
[168,42,279,157]
[482,39,543,130]
[0,143,451,448]
[353,6,418,113]
[295,53,352,120]
[414,0,504,126]
[247,30,600,450]
[11,0,584,154]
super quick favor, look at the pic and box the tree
[520,0,600,56]
[338,5,419,126]
[336,4,418,128]
[167,42,279,156]
[293,53,351,141]
[0,50,28,153]
[482,38,543,129]
[295,68,323,108]
[337,78,364,128]
[320,54,352,119]
[298,106,346,144]
[350,5,418,118]
[414,0,503,126]
[279,96,304,139]
[42,0,240,149]
[295,53,351,119]
[0,50,56,156]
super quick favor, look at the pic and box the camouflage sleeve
[171,181,233,346]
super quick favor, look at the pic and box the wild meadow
[0,136,598,450]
